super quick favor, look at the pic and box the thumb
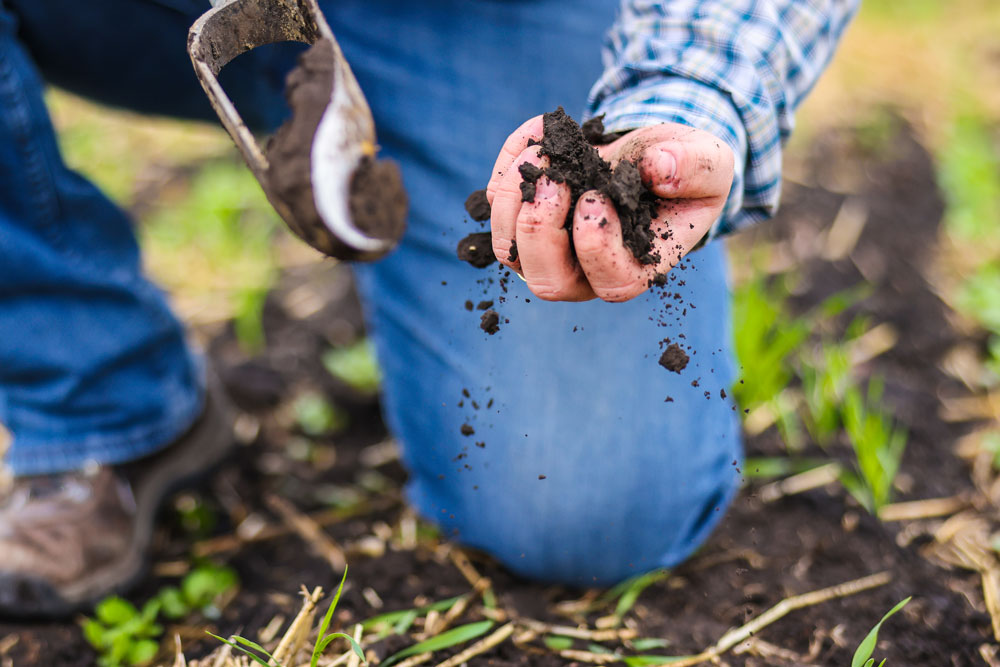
[638,140,733,200]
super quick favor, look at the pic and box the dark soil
[479,309,500,335]
[658,342,690,373]
[347,156,408,242]
[267,39,406,259]
[464,189,491,222]
[456,231,496,268]
[457,107,661,269]
[0,121,991,666]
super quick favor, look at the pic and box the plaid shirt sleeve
[588,0,860,238]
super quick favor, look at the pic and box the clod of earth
[267,39,407,259]
[659,343,689,373]
[457,232,496,268]
[457,107,662,269]
[480,310,500,335]
[460,424,475,436]
[465,189,492,222]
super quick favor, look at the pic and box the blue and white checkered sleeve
[588,0,860,238]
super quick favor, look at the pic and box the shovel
[188,0,406,261]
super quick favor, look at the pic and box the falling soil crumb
[480,310,500,335]
[538,475,547,480]
[464,300,474,311]
[720,388,727,399]
[476,300,494,311]
[475,441,485,448]
[507,240,519,263]
[658,343,690,373]
[664,396,674,403]
[460,424,474,436]
[464,189,491,221]
[457,232,496,268]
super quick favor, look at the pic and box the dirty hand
[485,117,734,302]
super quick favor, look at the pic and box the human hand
[485,117,734,302]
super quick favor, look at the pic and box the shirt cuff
[589,76,759,239]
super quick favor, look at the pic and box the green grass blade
[315,632,365,661]
[206,632,278,667]
[312,566,351,667]
[231,635,274,657]
[381,620,494,667]
[543,636,574,651]
[622,655,694,666]
[361,596,463,632]
[614,570,670,619]
[851,597,911,667]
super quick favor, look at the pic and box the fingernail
[578,194,605,218]
[535,176,559,200]
[654,146,677,179]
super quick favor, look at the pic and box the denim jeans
[0,0,742,585]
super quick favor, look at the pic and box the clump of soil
[480,310,500,334]
[464,190,491,222]
[456,232,496,268]
[457,107,662,268]
[658,342,689,373]
[267,39,407,259]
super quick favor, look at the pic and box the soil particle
[267,39,406,257]
[460,424,474,436]
[457,232,496,268]
[480,310,500,335]
[476,300,494,311]
[658,343,690,373]
[464,189,491,222]
[507,240,518,263]
[464,300,474,311]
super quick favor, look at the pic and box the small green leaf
[361,596,463,632]
[851,597,911,667]
[323,340,381,394]
[126,638,159,666]
[613,569,670,619]
[312,566,351,667]
[381,620,494,667]
[83,618,110,650]
[315,632,365,661]
[543,636,573,651]
[622,655,692,666]
[392,609,419,635]
[96,597,139,626]
[630,638,671,651]
[206,632,277,667]
[156,587,190,620]
[182,565,238,609]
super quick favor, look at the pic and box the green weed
[293,392,350,436]
[731,275,809,412]
[381,621,494,667]
[851,597,911,667]
[323,339,382,395]
[84,564,238,666]
[939,116,1000,241]
[839,379,908,513]
[800,342,853,447]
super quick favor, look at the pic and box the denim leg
[325,0,744,584]
[0,6,204,475]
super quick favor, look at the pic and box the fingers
[572,191,652,302]
[486,115,544,204]
[490,145,546,272]
[516,177,595,302]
